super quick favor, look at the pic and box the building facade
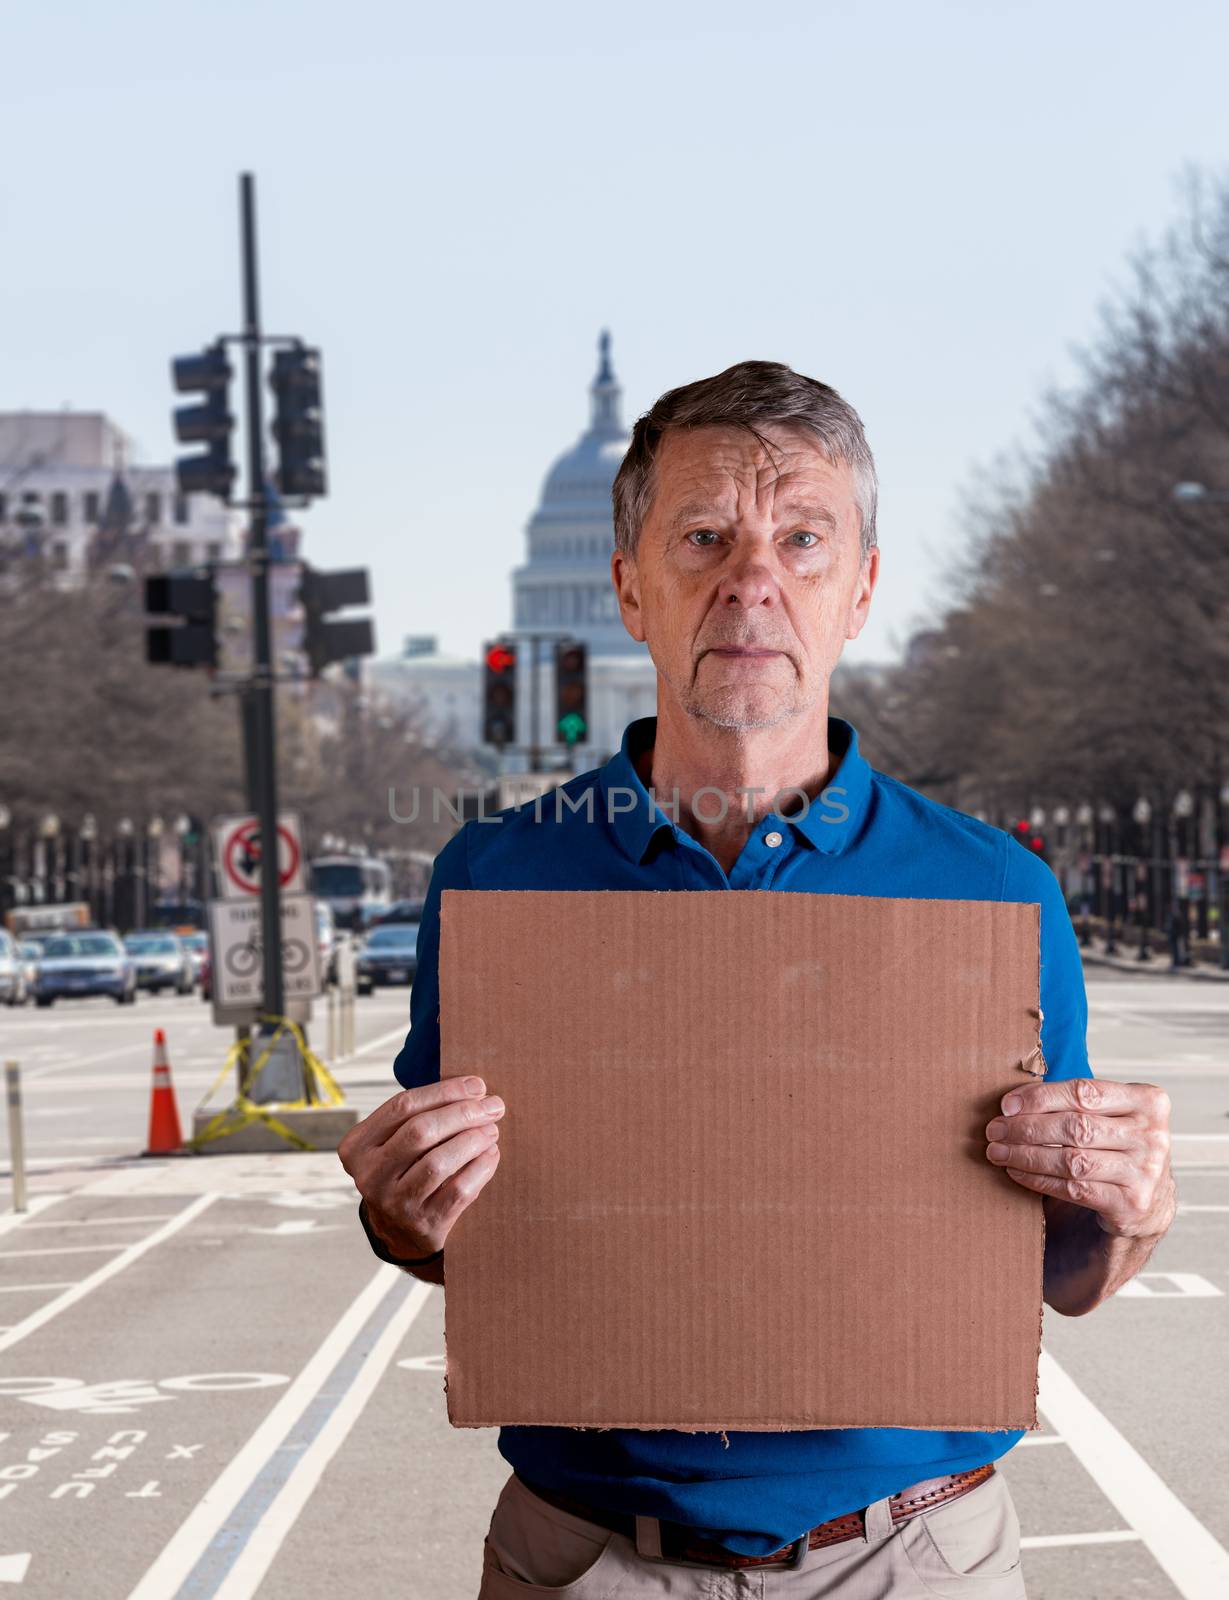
[0,411,242,586]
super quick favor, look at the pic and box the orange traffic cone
[145,1028,184,1155]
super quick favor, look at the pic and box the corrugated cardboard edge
[441,891,1051,1435]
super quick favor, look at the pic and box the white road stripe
[0,1242,131,1258]
[1038,1350,1229,1597]
[1179,1205,1229,1213]
[347,1024,411,1062]
[19,1213,176,1229]
[1023,1530,1143,1548]
[1016,1433,1064,1446]
[0,1281,78,1292]
[208,1274,431,1599]
[0,1194,215,1354]
[126,1264,425,1600]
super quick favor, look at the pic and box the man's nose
[716,550,778,609]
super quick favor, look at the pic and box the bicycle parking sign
[208,893,321,1007]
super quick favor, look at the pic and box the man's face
[612,424,878,730]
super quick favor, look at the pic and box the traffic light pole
[239,172,286,1034]
[502,629,574,773]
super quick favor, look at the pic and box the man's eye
[686,529,720,546]
[788,530,819,547]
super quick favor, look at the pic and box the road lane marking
[24,1042,157,1083]
[0,1196,216,1355]
[1179,1205,1229,1213]
[1023,1531,1143,1548]
[1115,1273,1221,1298]
[205,1275,429,1600]
[347,1024,412,1062]
[0,1244,134,1259]
[20,1214,177,1229]
[1038,1350,1229,1597]
[0,1283,78,1293]
[126,1265,429,1600]
[1016,1433,1064,1446]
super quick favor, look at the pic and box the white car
[0,930,27,1007]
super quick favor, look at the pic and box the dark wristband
[358,1198,444,1268]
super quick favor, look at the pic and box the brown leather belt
[516,1461,997,1571]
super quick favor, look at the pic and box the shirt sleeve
[1001,840,1093,1083]
[391,824,472,1091]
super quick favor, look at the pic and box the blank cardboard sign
[438,889,1047,1433]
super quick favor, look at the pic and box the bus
[148,897,208,935]
[308,854,392,931]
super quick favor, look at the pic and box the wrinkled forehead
[651,423,857,523]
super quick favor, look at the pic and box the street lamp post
[1132,797,1152,961]
[1075,803,1093,947]
[80,814,97,924]
[1172,789,1194,969]
[1098,804,1117,955]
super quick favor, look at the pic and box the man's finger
[987,1141,1141,1188]
[340,1075,484,1159]
[985,1108,1136,1150]
[997,1077,1162,1119]
[1002,1166,1121,1212]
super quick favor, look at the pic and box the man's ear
[612,549,646,644]
[844,545,879,642]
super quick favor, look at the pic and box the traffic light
[145,569,217,668]
[1011,818,1048,863]
[482,641,517,747]
[554,639,587,746]
[270,345,326,499]
[299,564,374,676]
[171,343,235,500]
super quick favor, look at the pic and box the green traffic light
[557,711,587,744]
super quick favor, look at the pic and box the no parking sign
[211,813,305,900]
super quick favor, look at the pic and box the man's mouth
[704,646,785,658]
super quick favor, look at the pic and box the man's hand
[339,1075,506,1260]
[985,1076,1176,1239]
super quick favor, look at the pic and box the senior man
[340,360,1176,1598]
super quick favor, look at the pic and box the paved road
[0,970,1224,1599]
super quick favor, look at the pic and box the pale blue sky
[4,0,1227,666]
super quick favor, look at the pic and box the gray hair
[611,359,878,561]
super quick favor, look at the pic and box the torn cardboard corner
[439,889,1047,1434]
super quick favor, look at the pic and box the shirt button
[764,831,783,848]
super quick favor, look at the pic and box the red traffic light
[485,644,516,673]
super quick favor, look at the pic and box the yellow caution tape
[186,1014,347,1154]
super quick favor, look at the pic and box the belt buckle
[656,1526,811,1572]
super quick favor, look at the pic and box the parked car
[0,930,27,1007]
[180,930,210,985]
[32,931,136,1006]
[314,900,338,985]
[123,932,195,995]
[356,923,419,994]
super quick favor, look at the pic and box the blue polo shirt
[392,714,1093,1557]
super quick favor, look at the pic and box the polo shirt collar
[599,714,872,863]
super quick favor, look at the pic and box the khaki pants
[479,1467,1027,1598]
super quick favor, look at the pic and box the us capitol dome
[512,329,642,656]
[508,330,657,761]
[367,332,658,766]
